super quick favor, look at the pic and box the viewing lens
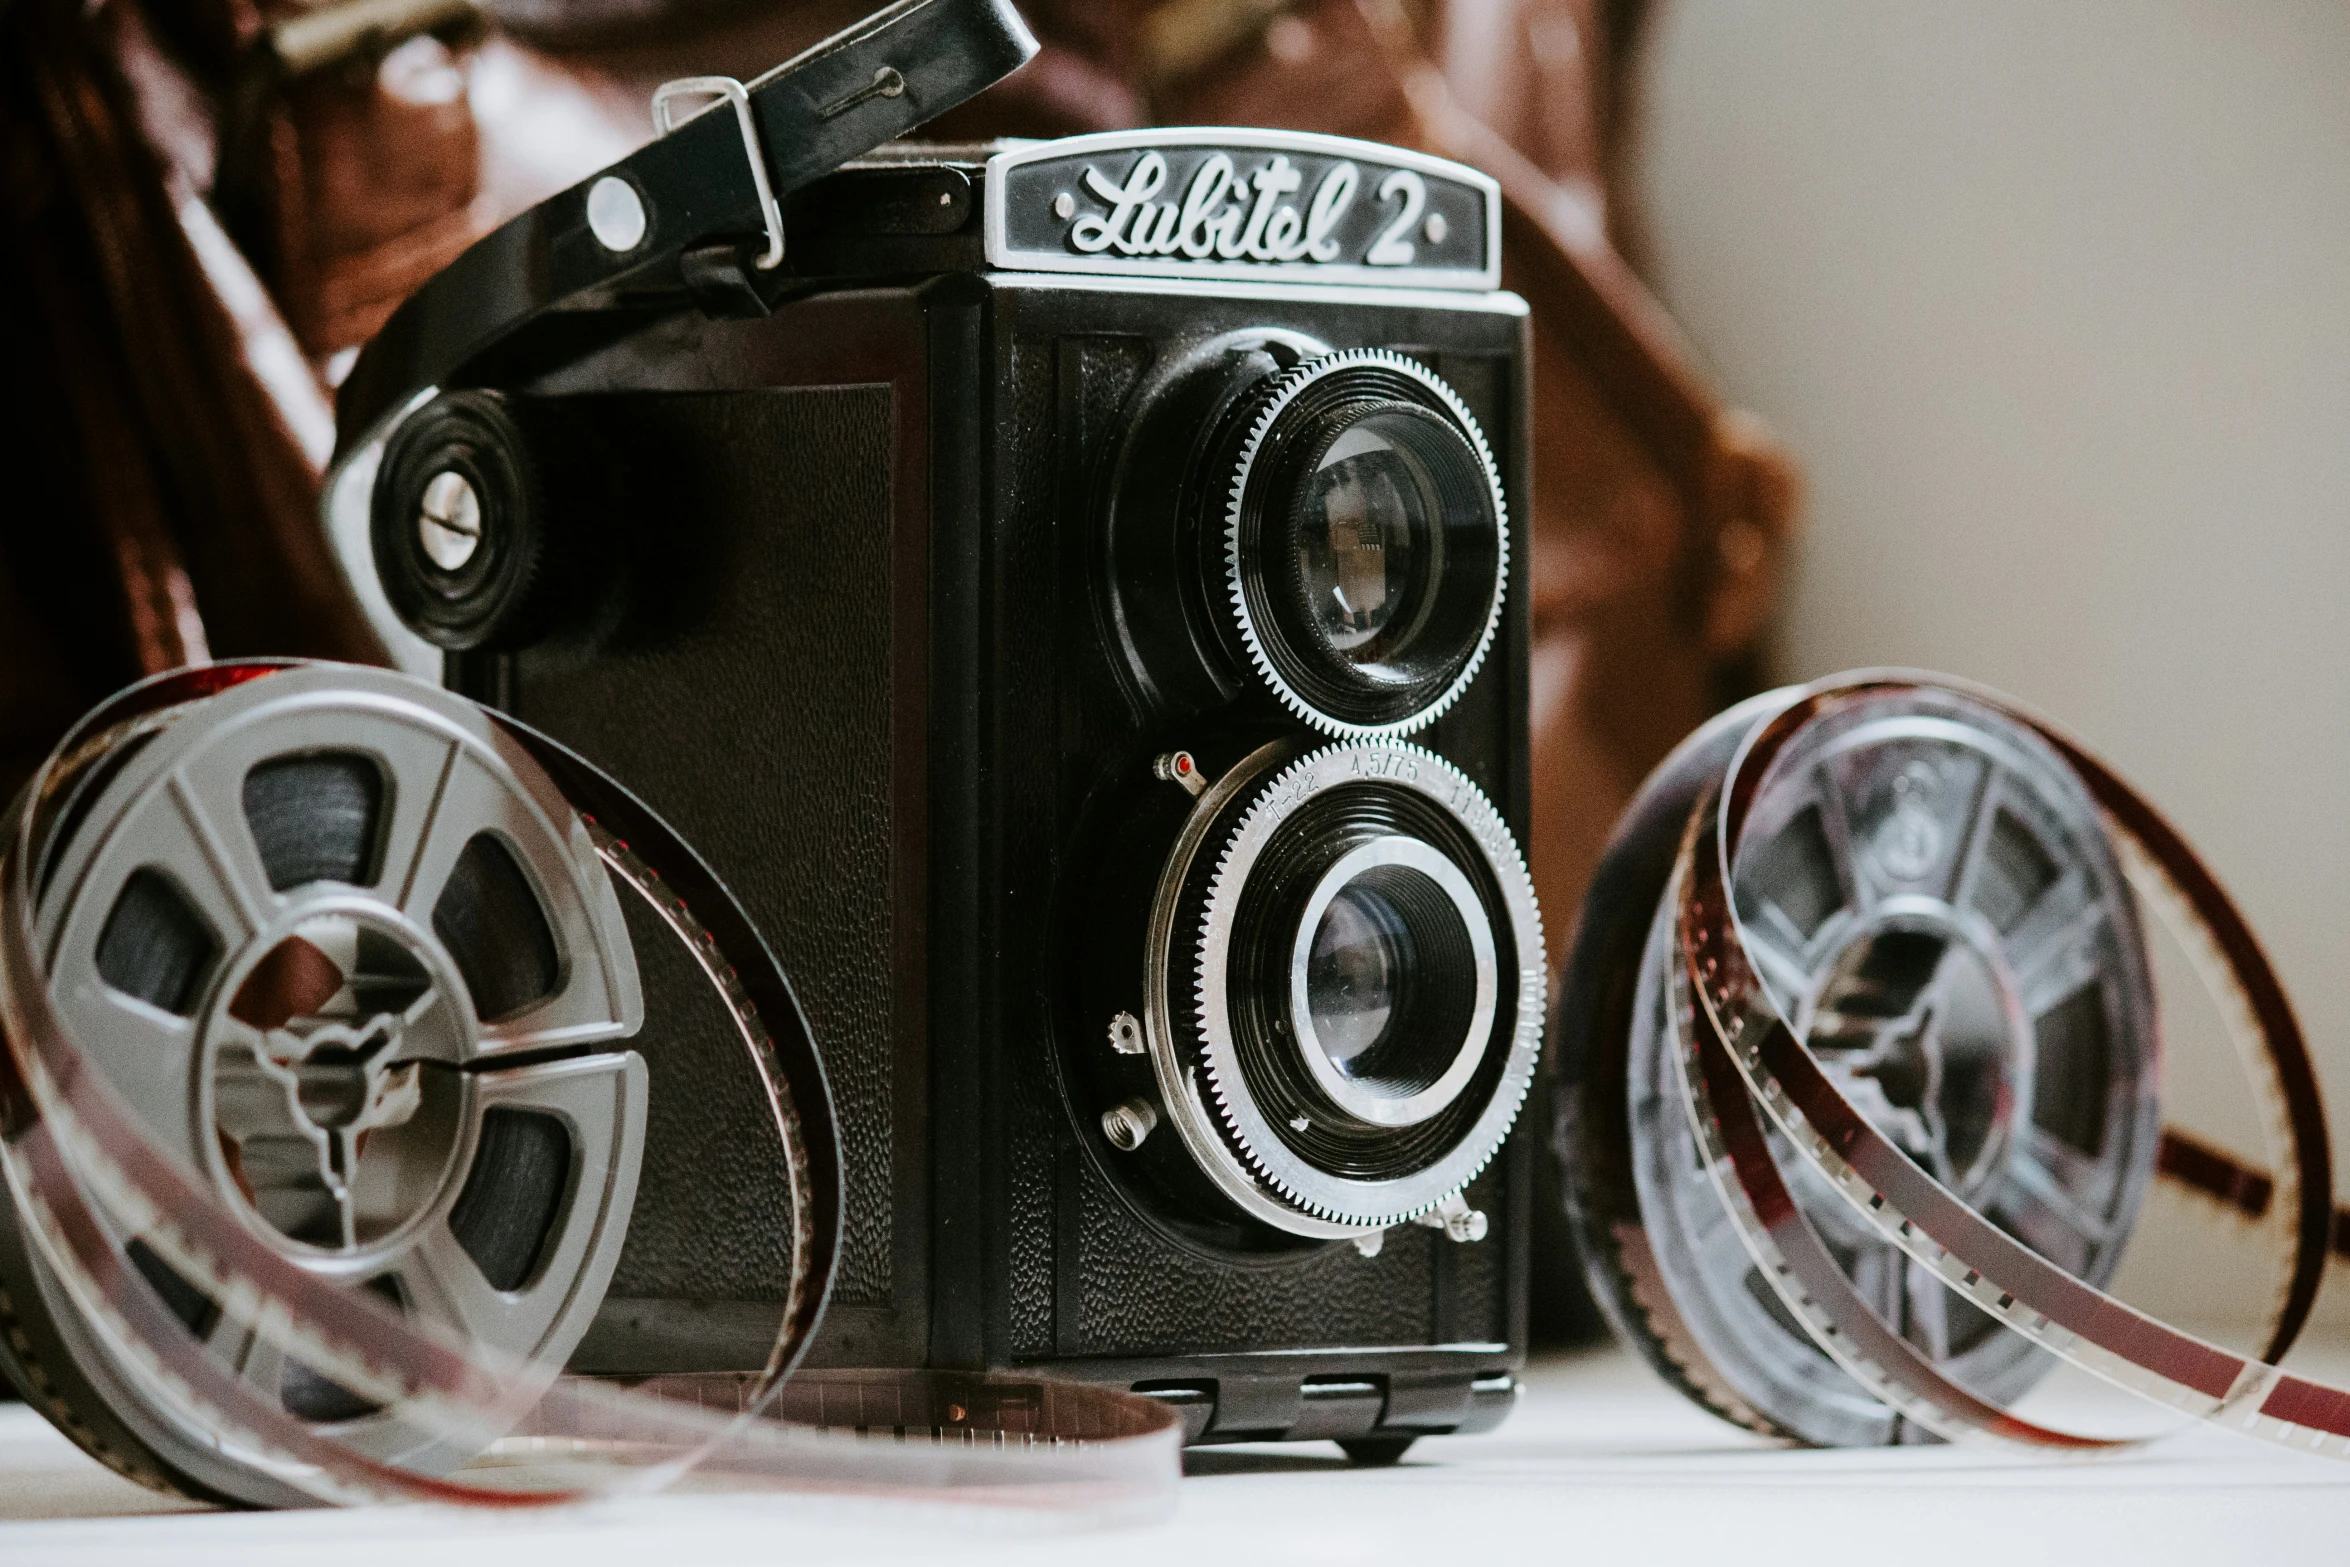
[1229,372,1502,733]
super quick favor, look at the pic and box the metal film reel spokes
[1570,686,2159,1446]
[1666,674,2350,1457]
[2,665,647,1503]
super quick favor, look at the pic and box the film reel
[1561,671,2350,1457]
[0,664,647,1503]
[0,662,1179,1510]
[1566,687,2162,1444]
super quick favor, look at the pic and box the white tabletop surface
[6,1342,2346,1567]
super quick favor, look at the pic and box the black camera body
[357,128,1540,1453]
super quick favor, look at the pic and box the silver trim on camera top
[984,129,1502,291]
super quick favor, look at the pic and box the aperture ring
[1172,741,1543,1232]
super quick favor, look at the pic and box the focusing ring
[1222,349,1509,739]
[1145,739,1543,1234]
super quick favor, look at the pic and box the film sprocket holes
[0,661,1179,1507]
[1556,674,2350,1456]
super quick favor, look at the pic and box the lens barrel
[1111,739,1542,1239]
[1222,352,1508,736]
[1289,835,1497,1128]
[1104,342,1509,738]
[1220,788,1505,1182]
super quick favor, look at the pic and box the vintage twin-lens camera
[338,20,1540,1455]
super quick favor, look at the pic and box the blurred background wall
[1619,0,2350,1324]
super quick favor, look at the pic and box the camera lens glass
[1297,850,1475,1122]
[1293,411,1445,671]
[1289,848,1490,1125]
[1147,742,1545,1235]
[1259,822,1494,1141]
[1303,880,1408,1069]
[1276,402,1495,721]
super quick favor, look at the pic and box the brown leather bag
[0,0,431,801]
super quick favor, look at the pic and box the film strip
[0,662,1180,1509]
[1574,671,2350,1455]
[13,660,2344,1506]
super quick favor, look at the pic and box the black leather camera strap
[333,0,1037,458]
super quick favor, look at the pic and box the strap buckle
[651,76,787,272]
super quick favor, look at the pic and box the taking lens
[1286,841,1492,1126]
[1131,739,1545,1237]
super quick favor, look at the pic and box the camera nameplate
[985,130,1501,291]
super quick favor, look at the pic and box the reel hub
[206,904,474,1259]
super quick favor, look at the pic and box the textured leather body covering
[477,255,1526,1425]
[497,293,935,1368]
[977,289,1526,1368]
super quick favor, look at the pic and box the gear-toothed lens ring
[1222,350,1508,738]
[1221,785,1507,1178]
[1147,740,1543,1234]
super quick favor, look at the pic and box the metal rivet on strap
[586,176,648,253]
